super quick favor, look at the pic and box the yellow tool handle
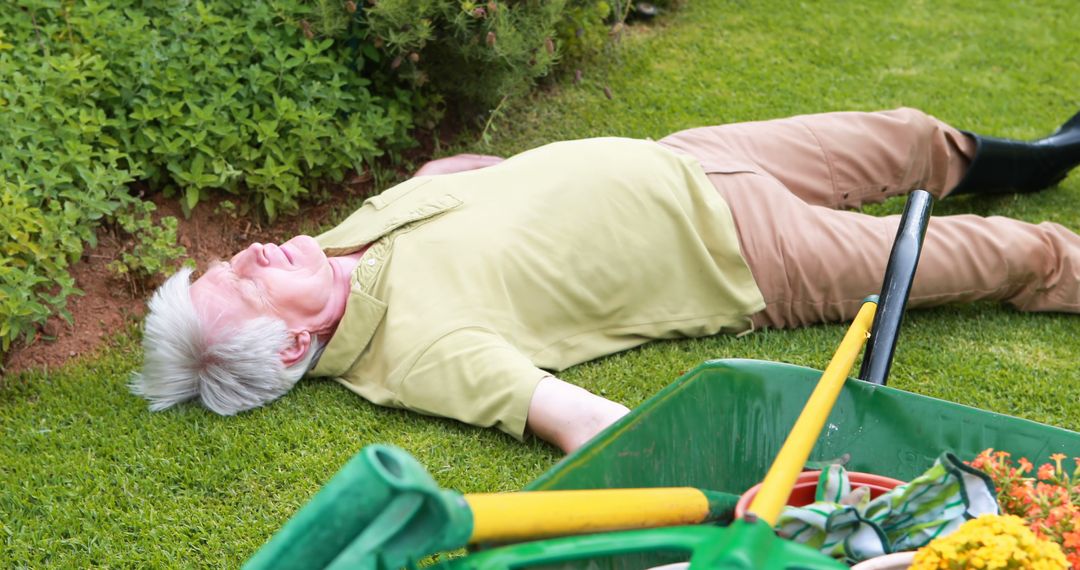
[465,488,710,543]
[746,300,878,525]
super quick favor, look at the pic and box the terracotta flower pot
[734,470,905,518]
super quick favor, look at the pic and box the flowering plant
[911,514,1067,569]
[969,448,1080,568]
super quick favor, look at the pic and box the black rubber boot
[951,110,1080,195]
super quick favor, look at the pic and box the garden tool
[858,189,932,385]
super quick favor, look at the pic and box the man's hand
[414,154,504,177]
[527,376,630,454]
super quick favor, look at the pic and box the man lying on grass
[133,107,1080,453]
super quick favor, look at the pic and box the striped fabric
[775,453,998,563]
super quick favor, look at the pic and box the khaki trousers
[659,108,1080,328]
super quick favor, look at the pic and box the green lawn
[4,0,1080,566]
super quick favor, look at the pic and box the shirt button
[366,258,376,266]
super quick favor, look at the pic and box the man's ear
[280,330,312,367]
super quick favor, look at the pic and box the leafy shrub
[353,0,629,114]
[557,0,616,65]
[0,0,414,354]
[106,202,190,295]
[0,178,80,352]
[363,0,565,110]
[0,18,141,353]
[64,0,415,219]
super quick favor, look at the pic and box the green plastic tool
[243,445,472,570]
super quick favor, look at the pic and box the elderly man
[133,108,1080,453]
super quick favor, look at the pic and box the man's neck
[324,246,369,333]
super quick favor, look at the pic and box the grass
[3,0,1080,566]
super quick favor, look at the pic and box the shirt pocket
[374,194,463,237]
[696,158,761,176]
[365,177,432,210]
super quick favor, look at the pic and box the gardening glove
[775,453,998,564]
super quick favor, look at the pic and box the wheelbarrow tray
[522,358,1080,569]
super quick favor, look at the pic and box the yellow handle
[465,488,710,543]
[746,300,878,525]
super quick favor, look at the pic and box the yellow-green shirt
[310,138,764,439]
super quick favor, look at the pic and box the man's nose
[233,243,269,269]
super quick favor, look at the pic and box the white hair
[130,267,320,415]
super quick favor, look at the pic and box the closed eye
[217,263,268,308]
[238,279,267,307]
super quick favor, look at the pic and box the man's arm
[414,154,504,177]
[527,376,630,454]
[397,331,623,449]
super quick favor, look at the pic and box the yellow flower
[910,515,1068,570]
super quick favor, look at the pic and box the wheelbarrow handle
[858,189,934,386]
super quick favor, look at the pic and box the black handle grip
[858,190,934,386]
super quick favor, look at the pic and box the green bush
[0,1,414,355]
[557,0,616,66]
[0,178,80,352]
[65,0,415,218]
[0,16,140,352]
[363,0,565,111]
[355,0,627,114]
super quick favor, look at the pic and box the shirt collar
[308,284,387,378]
[308,240,392,378]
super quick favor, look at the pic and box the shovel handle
[858,190,934,386]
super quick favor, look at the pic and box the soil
[1,170,381,377]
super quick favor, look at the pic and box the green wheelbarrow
[244,191,1080,569]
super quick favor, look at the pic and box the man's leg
[659,108,975,209]
[712,170,1080,328]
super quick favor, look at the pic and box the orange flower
[971,449,994,469]
[1068,551,1080,569]
[1041,463,1057,480]
[1020,457,1034,474]
[1011,486,1034,504]
[1055,453,1068,475]
[1047,506,1070,527]
[1066,532,1080,549]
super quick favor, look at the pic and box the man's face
[190,235,339,336]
